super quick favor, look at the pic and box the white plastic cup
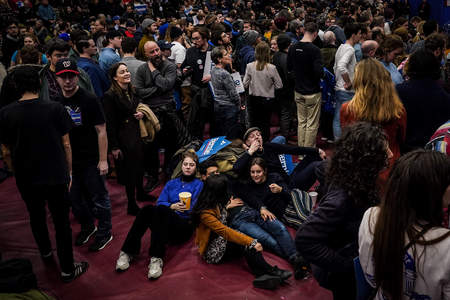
[308,191,318,207]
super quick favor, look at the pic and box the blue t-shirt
[381,60,404,85]
[156,177,204,219]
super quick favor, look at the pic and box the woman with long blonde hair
[340,58,406,185]
[243,41,283,141]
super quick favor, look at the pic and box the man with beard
[135,41,191,191]
[180,26,213,139]
[2,20,22,68]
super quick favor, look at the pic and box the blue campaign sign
[278,154,297,175]
[196,136,231,163]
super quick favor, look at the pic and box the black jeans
[247,95,275,142]
[213,104,240,137]
[222,242,273,277]
[16,182,74,273]
[121,205,193,258]
[278,90,295,138]
[70,163,112,239]
[289,154,323,191]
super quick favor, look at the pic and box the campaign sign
[196,136,231,163]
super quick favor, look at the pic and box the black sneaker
[269,266,292,281]
[253,274,281,290]
[61,262,89,283]
[88,234,113,252]
[75,225,97,246]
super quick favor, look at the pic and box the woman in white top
[243,41,282,141]
[359,150,450,300]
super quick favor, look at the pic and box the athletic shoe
[75,225,97,246]
[252,274,281,290]
[147,257,163,280]
[88,234,113,252]
[116,251,132,272]
[61,262,89,283]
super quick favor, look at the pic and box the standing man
[0,65,88,282]
[287,22,324,148]
[333,23,361,139]
[180,26,213,139]
[1,20,22,68]
[135,41,191,191]
[120,37,145,85]
[55,58,113,252]
[76,37,111,98]
[99,30,122,73]
[137,18,158,60]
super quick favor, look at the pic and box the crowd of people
[0,0,450,298]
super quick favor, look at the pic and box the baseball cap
[58,32,71,42]
[55,58,80,76]
[142,18,156,29]
[157,40,172,50]
[113,15,120,21]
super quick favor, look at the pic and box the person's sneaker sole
[253,274,281,290]
[89,235,113,252]
[75,226,97,246]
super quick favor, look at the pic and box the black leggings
[221,242,273,277]
[121,205,193,258]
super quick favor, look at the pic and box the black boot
[269,266,292,281]
[290,254,310,280]
[252,274,281,290]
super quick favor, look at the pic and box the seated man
[233,127,326,191]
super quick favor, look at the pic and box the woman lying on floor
[115,150,203,279]
[192,174,292,290]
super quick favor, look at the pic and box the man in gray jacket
[135,41,190,190]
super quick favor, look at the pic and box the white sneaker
[148,257,163,280]
[116,251,132,272]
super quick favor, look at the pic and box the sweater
[334,43,356,92]
[156,177,203,219]
[243,62,283,99]
[134,60,177,108]
[359,207,450,300]
[287,41,324,95]
[210,66,240,107]
[195,207,253,256]
[233,173,291,219]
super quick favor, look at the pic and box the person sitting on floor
[358,149,450,300]
[192,174,292,290]
[233,127,326,191]
[295,122,393,300]
[231,157,308,278]
[115,149,203,279]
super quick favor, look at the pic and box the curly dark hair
[326,122,388,206]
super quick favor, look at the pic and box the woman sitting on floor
[359,150,450,299]
[192,174,292,290]
[295,122,393,300]
[115,150,203,280]
[231,157,308,278]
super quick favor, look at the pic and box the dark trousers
[247,95,275,142]
[70,163,112,239]
[328,270,356,300]
[278,91,295,138]
[213,104,240,137]
[121,205,193,258]
[289,154,322,191]
[144,106,192,178]
[16,182,74,273]
[222,242,273,277]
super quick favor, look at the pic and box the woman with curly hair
[295,122,393,300]
[359,150,450,300]
[340,58,406,187]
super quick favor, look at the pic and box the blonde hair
[255,41,270,71]
[347,58,404,123]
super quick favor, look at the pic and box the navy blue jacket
[295,187,369,286]
[77,57,111,98]
[239,45,255,75]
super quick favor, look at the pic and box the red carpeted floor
[0,172,332,300]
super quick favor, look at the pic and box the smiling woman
[102,62,149,215]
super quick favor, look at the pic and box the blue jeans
[70,163,112,239]
[333,90,354,139]
[230,207,296,259]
